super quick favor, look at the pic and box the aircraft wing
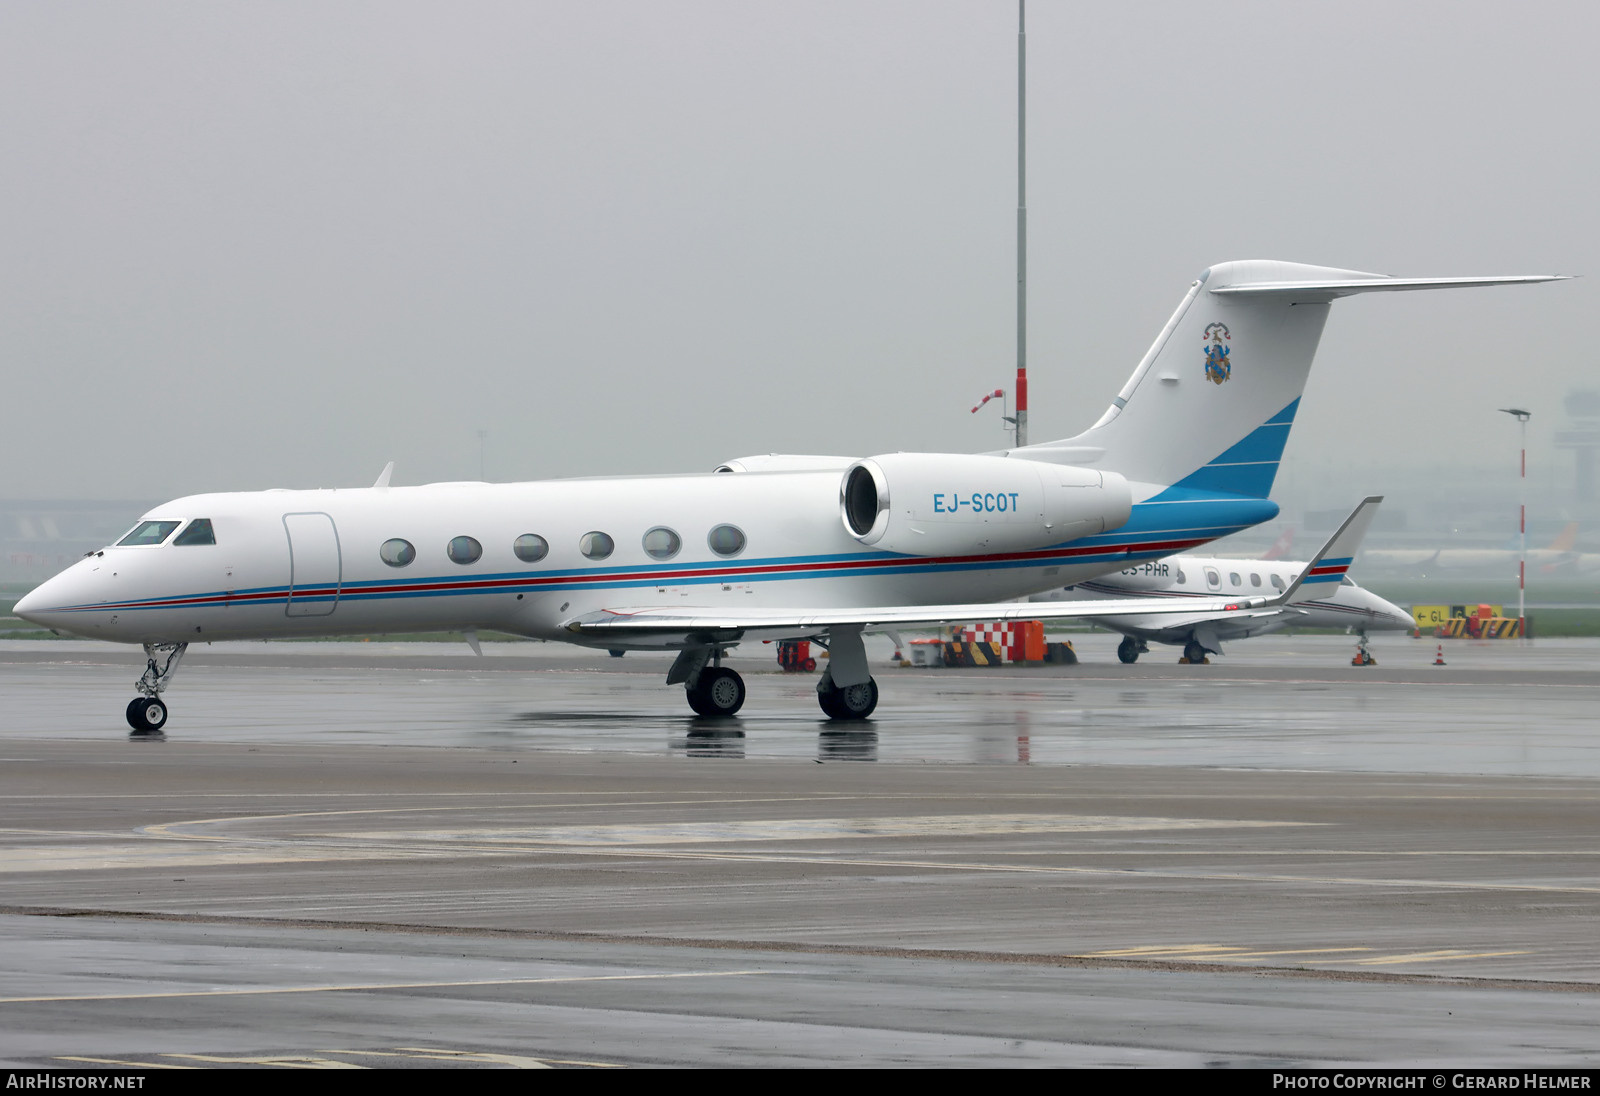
[565,592,1282,641]
[568,498,1384,644]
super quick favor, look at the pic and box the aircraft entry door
[284,512,342,617]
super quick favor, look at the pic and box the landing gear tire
[125,697,168,734]
[1183,640,1207,664]
[1117,637,1140,664]
[818,677,878,721]
[687,667,745,718]
[608,649,626,658]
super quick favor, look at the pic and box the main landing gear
[126,642,187,736]
[1182,640,1210,665]
[817,675,878,720]
[670,647,747,718]
[1116,636,1148,664]
[667,630,880,721]
[687,666,746,717]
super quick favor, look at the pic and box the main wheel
[126,697,168,733]
[818,677,878,721]
[1117,636,1140,664]
[1183,640,1207,664]
[687,667,745,718]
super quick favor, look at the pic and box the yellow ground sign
[1410,604,1505,629]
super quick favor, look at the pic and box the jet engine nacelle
[840,453,1132,556]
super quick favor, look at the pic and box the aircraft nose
[13,567,92,633]
[1370,595,1416,632]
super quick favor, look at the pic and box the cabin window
[1229,572,1241,587]
[1204,568,1220,588]
[1250,572,1261,588]
[513,534,549,563]
[642,527,681,561]
[118,520,181,546]
[447,536,483,565]
[580,531,614,560]
[173,519,216,546]
[1270,574,1285,591]
[380,538,415,567]
[708,524,746,557]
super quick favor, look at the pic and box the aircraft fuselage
[20,471,1274,650]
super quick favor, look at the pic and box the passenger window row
[379,525,747,569]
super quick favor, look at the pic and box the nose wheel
[124,642,186,736]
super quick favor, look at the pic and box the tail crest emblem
[1203,322,1232,385]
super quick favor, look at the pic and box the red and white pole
[1500,407,1531,628]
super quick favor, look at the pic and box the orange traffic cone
[1432,643,1446,666]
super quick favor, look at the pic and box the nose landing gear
[126,642,186,736]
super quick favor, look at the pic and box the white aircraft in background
[15,260,1561,732]
[1360,523,1600,576]
[1033,546,1414,664]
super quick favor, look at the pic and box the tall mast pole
[1014,0,1028,449]
[1500,407,1531,627]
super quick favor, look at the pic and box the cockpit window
[173,518,216,546]
[118,520,181,546]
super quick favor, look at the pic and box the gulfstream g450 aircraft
[16,261,1561,731]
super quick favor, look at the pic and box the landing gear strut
[126,642,186,735]
[1351,632,1377,666]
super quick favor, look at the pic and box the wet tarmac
[2,634,1597,1068]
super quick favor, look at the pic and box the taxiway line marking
[0,968,773,1006]
[557,847,1600,895]
[1085,946,1374,959]
[53,1056,194,1070]
[1344,950,1532,966]
[163,1053,364,1069]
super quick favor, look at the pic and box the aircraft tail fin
[1017,262,1566,498]
[1260,526,1295,561]
[1547,521,1580,553]
[1277,496,1383,607]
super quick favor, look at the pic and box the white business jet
[15,261,1561,732]
[1033,549,1415,664]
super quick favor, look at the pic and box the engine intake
[840,453,1131,556]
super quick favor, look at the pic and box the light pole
[1498,407,1531,628]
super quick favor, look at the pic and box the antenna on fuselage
[372,461,395,490]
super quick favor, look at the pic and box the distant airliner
[15,261,1562,731]
[1034,548,1414,664]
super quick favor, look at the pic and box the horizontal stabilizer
[1211,274,1568,301]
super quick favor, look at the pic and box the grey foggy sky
[1,1,1591,502]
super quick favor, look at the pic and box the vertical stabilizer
[1017,261,1565,498]
[1279,496,1383,607]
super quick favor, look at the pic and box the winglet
[373,461,395,490]
[1276,496,1383,607]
